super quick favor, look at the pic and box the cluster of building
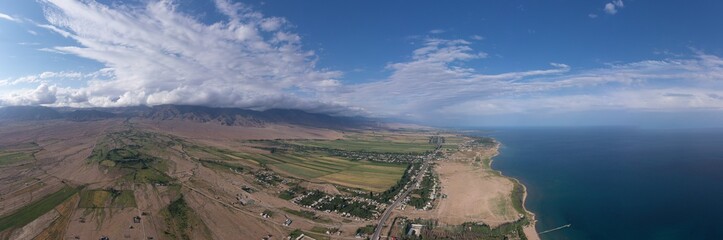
[281,143,426,163]
[401,167,441,210]
[291,191,383,220]
[253,171,283,186]
[327,150,424,163]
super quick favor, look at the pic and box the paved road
[371,151,435,240]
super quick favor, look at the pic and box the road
[371,149,436,240]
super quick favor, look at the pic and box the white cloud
[588,13,598,19]
[470,35,485,41]
[335,38,723,121]
[0,12,19,22]
[0,71,85,86]
[604,0,624,15]
[0,84,58,106]
[260,17,285,32]
[613,0,624,8]
[15,0,347,113]
[337,39,570,117]
[441,88,723,116]
[429,29,445,34]
[604,3,617,14]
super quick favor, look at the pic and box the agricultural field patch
[265,153,407,192]
[0,142,39,166]
[288,139,435,154]
[185,141,409,192]
[317,170,405,192]
[0,152,34,166]
[0,186,80,233]
[79,189,137,208]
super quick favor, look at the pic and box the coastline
[397,135,540,239]
[488,140,540,240]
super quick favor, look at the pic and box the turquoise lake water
[479,127,723,240]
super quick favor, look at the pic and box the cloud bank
[4,0,352,114]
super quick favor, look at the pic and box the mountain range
[0,105,375,129]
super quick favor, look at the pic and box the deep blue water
[480,127,723,240]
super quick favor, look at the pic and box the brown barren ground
[432,161,519,226]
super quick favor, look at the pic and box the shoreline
[488,140,541,240]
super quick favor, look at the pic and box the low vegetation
[356,225,376,235]
[0,152,34,166]
[88,129,176,185]
[164,196,192,240]
[199,159,244,172]
[510,180,527,215]
[281,208,332,223]
[162,195,211,240]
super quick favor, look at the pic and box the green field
[79,190,110,208]
[0,186,80,232]
[87,129,181,164]
[162,196,212,240]
[245,152,406,192]
[0,142,39,166]
[0,151,34,165]
[289,139,435,154]
[79,189,137,208]
[87,129,177,185]
[186,144,408,192]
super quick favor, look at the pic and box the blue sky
[1,0,723,127]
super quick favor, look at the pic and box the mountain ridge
[0,105,376,129]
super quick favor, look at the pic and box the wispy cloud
[336,38,723,121]
[0,71,85,87]
[337,39,569,117]
[0,12,20,22]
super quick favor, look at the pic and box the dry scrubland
[0,118,534,240]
